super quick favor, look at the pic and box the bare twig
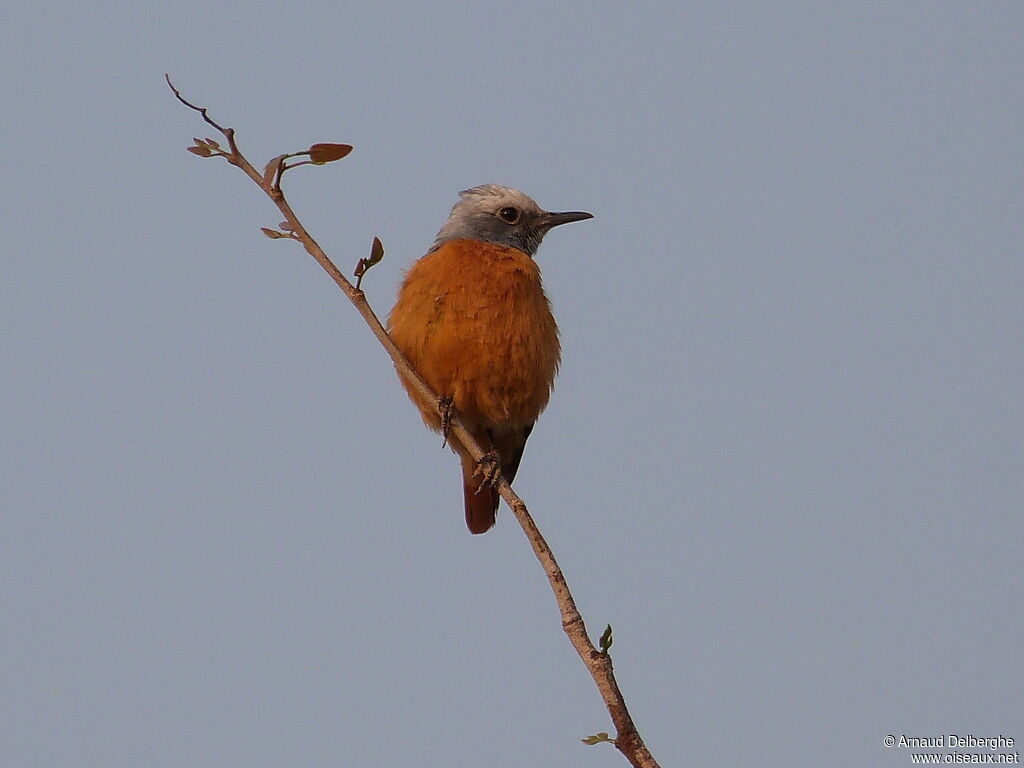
[168,76,659,768]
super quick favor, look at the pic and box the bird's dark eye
[497,206,520,224]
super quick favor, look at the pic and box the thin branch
[168,76,659,768]
[165,74,239,158]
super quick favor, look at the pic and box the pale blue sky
[3,2,1022,766]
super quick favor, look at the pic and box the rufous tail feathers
[458,425,534,534]
[463,481,499,534]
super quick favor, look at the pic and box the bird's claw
[473,449,502,491]
[438,395,454,449]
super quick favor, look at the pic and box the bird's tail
[458,426,533,534]
[463,480,499,534]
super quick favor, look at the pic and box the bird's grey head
[431,184,592,256]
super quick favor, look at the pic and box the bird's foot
[438,395,454,449]
[473,449,502,491]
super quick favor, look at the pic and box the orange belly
[387,238,560,434]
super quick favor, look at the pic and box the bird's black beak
[542,210,594,229]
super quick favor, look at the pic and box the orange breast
[387,238,561,433]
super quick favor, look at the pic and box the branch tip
[166,74,237,156]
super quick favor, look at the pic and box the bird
[387,184,592,534]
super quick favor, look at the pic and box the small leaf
[582,732,612,746]
[599,624,613,657]
[260,227,288,239]
[204,137,221,149]
[367,236,384,267]
[263,156,285,189]
[187,145,213,157]
[279,221,295,232]
[354,236,384,287]
[308,143,353,164]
